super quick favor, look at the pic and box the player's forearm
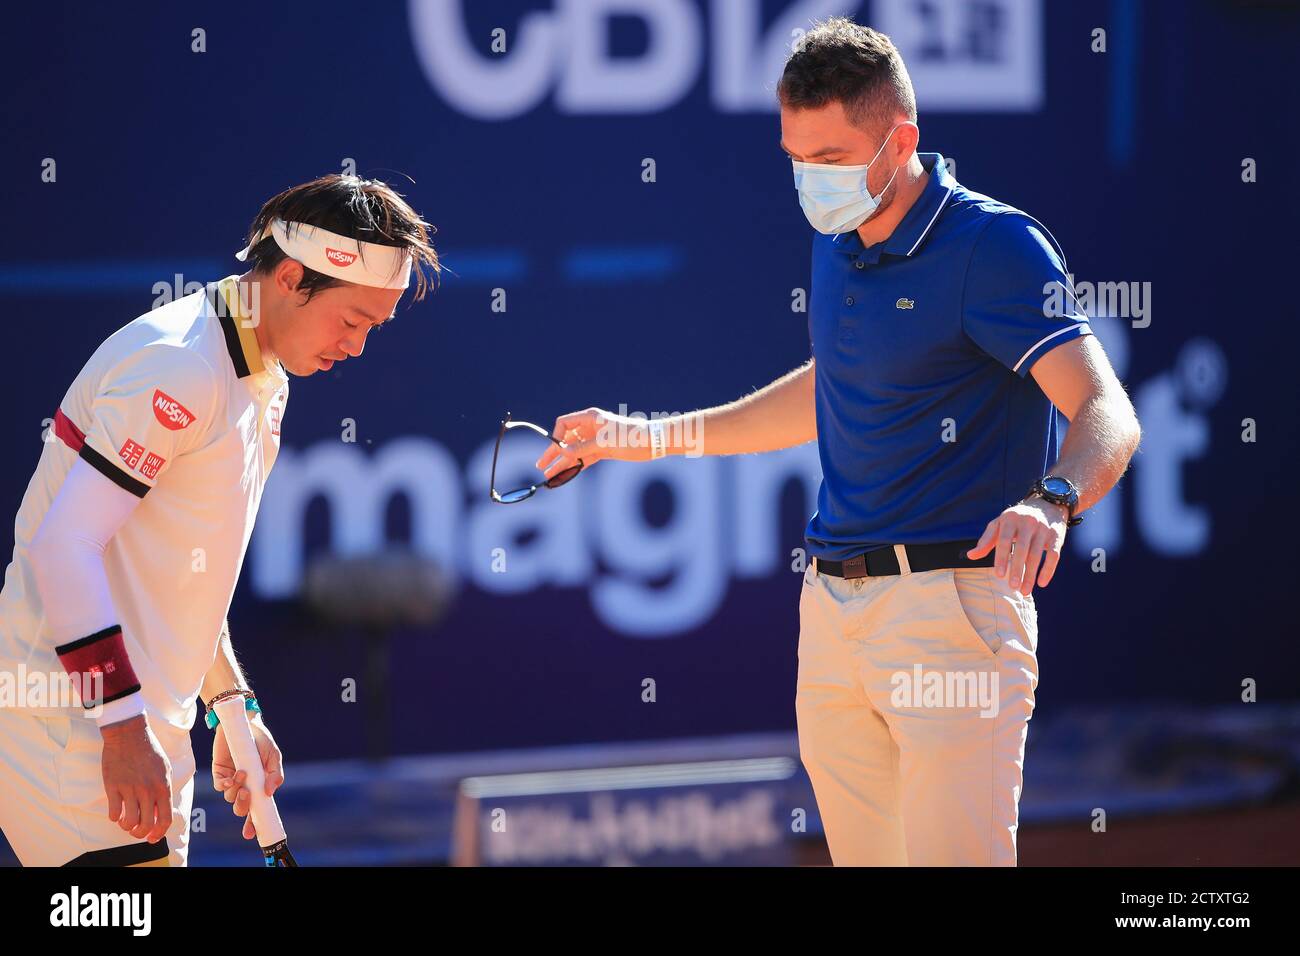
[29,458,147,727]
[200,621,252,705]
[661,359,817,457]
[1041,391,1141,517]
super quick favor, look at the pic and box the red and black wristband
[54,625,142,709]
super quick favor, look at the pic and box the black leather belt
[815,539,992,579]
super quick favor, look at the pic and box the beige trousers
[796,551,1039,866]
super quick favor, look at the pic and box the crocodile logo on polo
[896,298,915,310]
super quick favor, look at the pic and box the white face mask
[792,125,903,235]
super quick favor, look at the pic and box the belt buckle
[840,554,868,579]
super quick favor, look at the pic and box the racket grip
[212,697,288,850]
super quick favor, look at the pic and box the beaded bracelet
[204,689,261,730]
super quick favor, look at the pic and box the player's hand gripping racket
[212,697,298,867]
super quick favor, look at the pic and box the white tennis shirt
[0,276,288,733]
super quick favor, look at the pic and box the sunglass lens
[545,465,582,489]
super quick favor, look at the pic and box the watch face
[1042,476,1072,497]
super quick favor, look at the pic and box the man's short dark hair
[243,174,441,302]
[777,17,917,134]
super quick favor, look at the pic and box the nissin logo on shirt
[325,248,357,267]
[152,390,195,430]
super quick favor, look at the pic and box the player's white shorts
[0,708,195,867]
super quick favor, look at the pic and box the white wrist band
[648,420,667,460]
[94,691,146,728]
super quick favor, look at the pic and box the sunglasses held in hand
[490,413,584,504]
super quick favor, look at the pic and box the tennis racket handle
[212,697,288,849]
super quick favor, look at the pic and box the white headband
[235,218,412,290]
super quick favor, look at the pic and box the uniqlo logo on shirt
[139,451,166,480]
[118,438,145,469]
[269,406,281,437]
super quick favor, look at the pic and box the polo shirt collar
[209,276,282,380]
[829,152,955,261]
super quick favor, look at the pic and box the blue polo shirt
[805,153,1091,561]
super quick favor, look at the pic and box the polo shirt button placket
[855,260,865,270]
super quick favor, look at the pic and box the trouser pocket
[947,568,1003,657]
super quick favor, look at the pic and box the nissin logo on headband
[325,248,357,267]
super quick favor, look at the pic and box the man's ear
[893,121,921,161]
[273,258,306,300]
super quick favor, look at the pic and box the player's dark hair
[777,17,917,135]
[243,174,441,302]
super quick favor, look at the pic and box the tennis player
[536,19,1142,865]
[0,174,439,866]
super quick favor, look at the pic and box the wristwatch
[1028,475,1083,526]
